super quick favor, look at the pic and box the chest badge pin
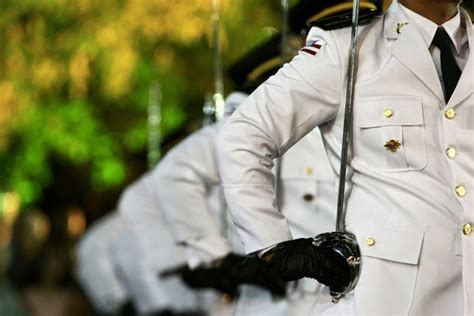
[384,139,401,152]
[396,22,409,34]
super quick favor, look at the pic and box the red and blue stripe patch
[301,42,322,56]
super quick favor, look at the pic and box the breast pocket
[353,96,427,172]
[349,222,424,315]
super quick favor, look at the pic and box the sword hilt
[313,232,361,303]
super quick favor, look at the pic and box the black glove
[180,265,239,295]
[216,253,287,296]
[260,238,351,291]
[179,253,286,296]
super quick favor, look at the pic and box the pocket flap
[355,97,424,128]
[349,222,424,265]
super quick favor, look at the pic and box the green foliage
[0,0,282,206]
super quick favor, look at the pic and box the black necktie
[432,27,462,103]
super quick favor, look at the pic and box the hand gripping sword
[312,0,363,303]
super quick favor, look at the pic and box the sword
[210,0,231,246]
[337,0,360,233]
[211,0,225,121]
[312,0,362,303]
[274,0,289,204]
[280,0,289,64]
[202,92,216,126]
[147,82,162,169]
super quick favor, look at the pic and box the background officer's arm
[153,123,231,267]
[216,28,344,254]
[75,213,128,313]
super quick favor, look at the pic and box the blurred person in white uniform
[76,210,204,315]
[216,0,473,315]
[152,60,287,316]
[152,87,287,295]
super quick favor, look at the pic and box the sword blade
[336,0,361,233]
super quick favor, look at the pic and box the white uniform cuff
[183,235,231,269]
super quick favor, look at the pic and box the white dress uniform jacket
[216,1,473,315]
[75,213,128,314]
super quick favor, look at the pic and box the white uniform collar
[397,1,466,54]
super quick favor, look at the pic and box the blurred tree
[0,0,282,207]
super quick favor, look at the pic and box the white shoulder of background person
[215,18,384,253]
[75,212,128,313]
[76,211,125,258]
[117,172,157,219]
[154,91,248,186]
[154,122,221,185]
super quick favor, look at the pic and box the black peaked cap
[228,0,384,93]
[289,0,383,33]
[227,34,282,91]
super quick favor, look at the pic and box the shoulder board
[310,7,382,30]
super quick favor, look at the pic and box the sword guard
[312,232,361,303]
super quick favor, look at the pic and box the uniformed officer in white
[216,0,473,315]
[153,91,247,268]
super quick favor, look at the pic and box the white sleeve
[182,236,232,268]
[153,123,231,265]
[75,213,128,313]
[216,28,344,253]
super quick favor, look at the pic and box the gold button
[305,167,313,176]
[444,108,456,119]
[455,185,466,197]
[366,237,376,246]
[384,108,393,118]
[446,147,456,159]
[303,193,314,202]
[463,224,472,236]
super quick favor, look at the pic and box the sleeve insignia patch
[300,42,322,56]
